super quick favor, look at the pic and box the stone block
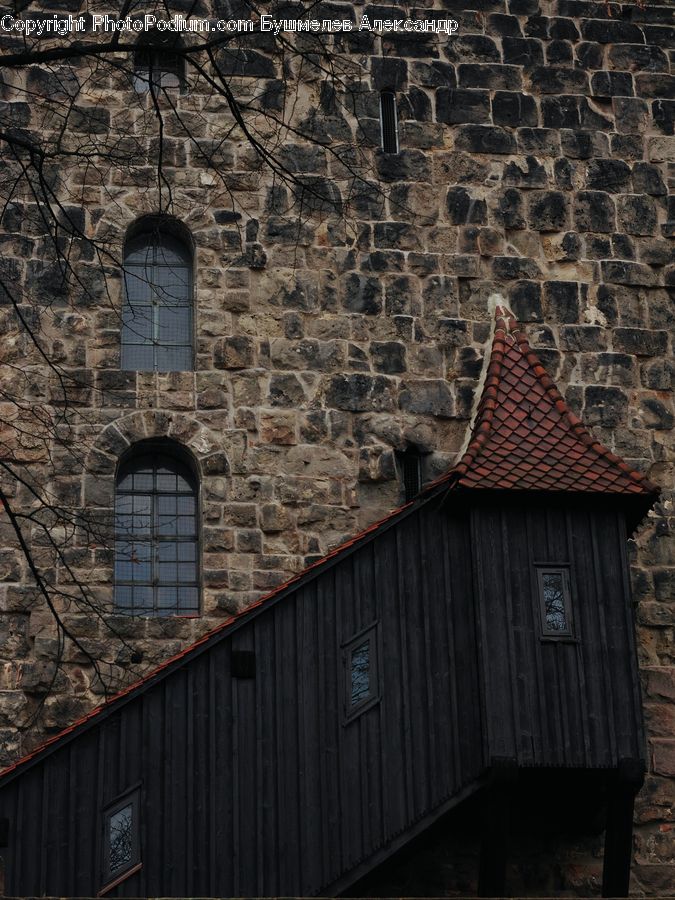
[584,385,629,426]
[517,128,561,156]
[652,740,675,777]
[454,125,517,155]
[608,44,669,73]
[652,99,675,135]
[399,379,454,418]
[586,159,632,192]
[527,191,569,232]
[492,256,541,280]
[324,374,396,412]
[576,42,603,69]
[601,261,659,287]
[529,66,589,94]
[614,97,650,134]
[502,156,547,188]
[444,34,501,63]
[546,41,573,65]
[502,37,544,67]
[636,74,675,100]
[581,19,645,44]
[507,281,543,322]
[491,188,525,229]
[632,162,667,196]
[371,56,408,91]
[492,91,538,127]
[573,191,616,233]
[213,336,255,370]
[543,281,579,323]
[617,195,658,236]
[591,71,634,98]
[562,325,609,352]
[446,187,487,225]
[458,64,522,92]
[341,274,382,315]
[436,88,490,124]
[371,341,406,374]
[613,328,668,356]
[541,95,580,129]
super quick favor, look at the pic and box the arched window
[114,445,199,616]
[121,222,193,372]
[133,32,184,92]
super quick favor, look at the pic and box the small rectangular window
[102,789,141,890]
[344,625,379,720]
[398,449,422,502]
[380,92,398,154]
[537,567,573,638]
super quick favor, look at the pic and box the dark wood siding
[0,501,484,898]
[472,501,645,770]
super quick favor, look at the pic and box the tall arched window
[114,445,199,616]
[121,223,193,372]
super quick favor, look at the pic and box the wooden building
[0,307,659,898]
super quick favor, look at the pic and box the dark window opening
[398,448,422,503]
[537,567,573,637]
[121,225,193,372]
[380,91,398,154]
[133,34,184,92]
[344,625,379,719]
[102,789,140,888]
[115,445,199,616]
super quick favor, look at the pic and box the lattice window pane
[115,451,199,616]
[351,640,370,705]
[122,232,192,372]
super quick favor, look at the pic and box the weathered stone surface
[0,4,673,890]
[399,380,454,417]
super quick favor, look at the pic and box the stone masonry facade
[0,0,673,893]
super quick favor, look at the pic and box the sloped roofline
[0,306,660,782]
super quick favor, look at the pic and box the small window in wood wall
[379,91,399,154]
[100,788,141,894]
[343,624,380,721]
[537,567,573,638]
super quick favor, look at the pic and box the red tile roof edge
[449,305,660,496]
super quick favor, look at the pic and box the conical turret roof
[449,306,659,499]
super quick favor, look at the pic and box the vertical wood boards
[472,499,644,770]
[0,496,643,896]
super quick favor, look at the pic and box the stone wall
[0,0,672,892]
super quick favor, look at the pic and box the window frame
[379,91,399,154]
[342,623,381,723]
[121,226,194,373]
[114,443,201,618]
[100,786,141,893]
[536,565,574,640]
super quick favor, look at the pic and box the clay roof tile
[448,305,659,499]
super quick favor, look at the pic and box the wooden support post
[601,759,644,899]
[478,758,517,898]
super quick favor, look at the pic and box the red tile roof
[449,305,659,497]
